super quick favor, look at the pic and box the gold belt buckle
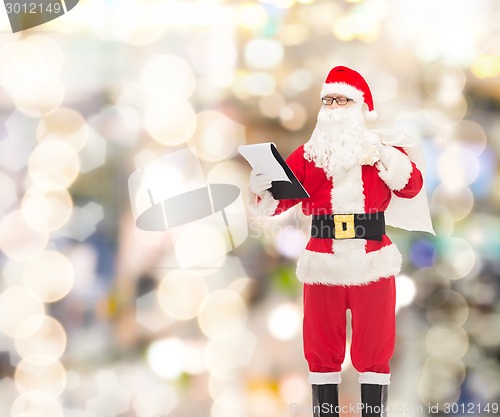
[334,214,355,239]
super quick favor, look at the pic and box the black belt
[311,213,385,241]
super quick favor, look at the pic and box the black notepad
[239,143,309,200]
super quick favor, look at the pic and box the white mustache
[317,107,349,124]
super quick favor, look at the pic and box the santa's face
[304,100,369,174]
[316,104,364,131]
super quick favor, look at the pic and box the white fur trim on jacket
[248,190,279,217]
[359,372,391,385]
[376,146,412,191]
[330,163,365,214]
[296,243,402,286]
[321,82,364,103]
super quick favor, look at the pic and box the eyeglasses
[321,96,353,106]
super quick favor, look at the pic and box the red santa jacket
[254,144,423,286]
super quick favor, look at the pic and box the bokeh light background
[1,1,500,416]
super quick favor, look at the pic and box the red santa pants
[303,276,395,385]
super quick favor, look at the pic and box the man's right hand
[249,168,272,196]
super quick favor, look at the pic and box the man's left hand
[359,144,381,166]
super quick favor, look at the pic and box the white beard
[304,105,372,176]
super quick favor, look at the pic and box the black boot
[312,384,339,417]
[361,384,388,417]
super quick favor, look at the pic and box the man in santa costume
[249,66,429,417]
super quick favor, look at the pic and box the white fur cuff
[309,372,342,385]
[376,146,412,191]
[359,372,391,385]
[296,244,402,286]
[249,190,279,217]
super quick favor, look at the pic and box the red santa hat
[320,66,377,121]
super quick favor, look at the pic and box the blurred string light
[267,302,301,340]
[419,297,469,407]
[282,69,315,95]
[459,213,500,261]
[11,392,64,417]
[435,237,477,281]
[14,315,67,361]
[0,33,83,410]
[471,54,500,79]
[417,355,465,406]
[157,270,209,321]
[205,328,256,380]
[198,290,248,340]
[332,0,387,42]
[473,313,500,348]
[110,0,165,46]
[61,202,104,242]
[279,103,307,131]
[86,370,131,416]
[260,0,295,9]
[27,140,80,191]
[21,187,73,233]
[88,105,141,147]
[194,286,256,383]
[279,373,309,406]
[425,324,469,358]
[0,287,45,338]
[146,337,200,380]
[244,39,284,70]
[207,161,250,194]
[0,36,64,117]
[386,0,487,63]
[470,148,496,198]
[140,54,196,101]
[233,71,277,98]
[436,145,479,190]
[188,111,246,162]
[246,387,281,417]
[37,108,89,152]
[259,92,286,118]
[408,63,469,122]
[395,274,417,312]
[425,290,469,327]
[22,251,75,303]
[421,63,466,106]
[132,383,178,417]
[409,238,436,269]
[0,172,17,214]
[0,211,48,260]
[144,99,197,146]
[236,2,269,31]
[14,354,67,399]
[277,23,310,46]
[187,29,237,89]
[446,120,487,155]
[172,224,227,269]
[431,185,474,222]
[211,384,246,417]
[140,54,197,146]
